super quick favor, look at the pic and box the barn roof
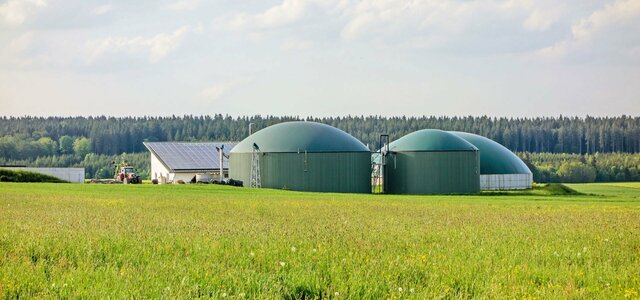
[144,142,236,172]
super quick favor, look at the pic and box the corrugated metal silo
[385,129,480,194]
[229,121,371,193]
[450,131,532,190]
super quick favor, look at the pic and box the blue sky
[1,0,639,117]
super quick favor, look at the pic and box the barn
[143,142,235,183]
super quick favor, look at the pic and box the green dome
[450,131,531,175]
[231,121,369,153]
[388,129,478,152]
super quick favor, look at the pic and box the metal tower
[250,143,262,188]
[373,134,389,193]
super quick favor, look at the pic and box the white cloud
[339,1,489,41]
[537,0,640,60]
[340,11,376,41]
[282,38,313,51]
[229,0,308,30]
[338,0,569,41]
[523,8,562,31]
[8,31,35,53]
[1,31,72,67]
[0,0,47,25]
[165,0,200,11]
[571,0,640,41]
[200,78,249,101]
[91,4,113,16]
[86,26,190,63]
[221,0,569,50]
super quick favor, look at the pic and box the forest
[0,115,639,182]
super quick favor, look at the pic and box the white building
[144,142,235,183]
[3,167,85,183]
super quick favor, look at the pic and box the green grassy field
[1,183,639,299]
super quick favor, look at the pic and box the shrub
[556,162,597,183]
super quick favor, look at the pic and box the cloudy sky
[1,0,639,117]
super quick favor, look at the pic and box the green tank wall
[230,152,372,193]
[385,151,480,194]
[449,131,531,175]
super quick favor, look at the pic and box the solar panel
[144,142,236,171]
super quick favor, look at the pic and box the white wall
[171,173,196,183]
[151,152,232,183]
[150,153,171,182]
[5,167,85,183]
[480,173,532,190]
[171,171,229,183]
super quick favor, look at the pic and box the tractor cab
[113,161,142,184]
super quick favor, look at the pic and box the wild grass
[0,183,639,299]
[479,183,584,196]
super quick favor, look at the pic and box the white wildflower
[249,252,255,257]
[291,246,297,252]
[334,292,339,297]
[410,288,415,293]
[398,287,403,292]
[279,261,286,266]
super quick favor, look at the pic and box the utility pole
[215,145,229,183]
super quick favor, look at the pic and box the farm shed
[385,129,480,194]
[450,131,533,190]
[143,142,235,183]
[229,121,371,193]
[2,167,85,183]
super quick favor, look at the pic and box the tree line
[519,152,640,183]
[1,115,639,158]
[1,150,638,183]
[1,115,639,182]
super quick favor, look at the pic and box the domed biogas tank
[450,131,532,190]
[229,121,371,193]
[385,129,480,194]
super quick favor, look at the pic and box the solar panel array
[144,142,236,171]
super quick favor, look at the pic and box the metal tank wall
[228,121,372,193]
[480,173,533,190]
[449,131,533,190]
[230,152,371,193]
[385,151,480,194]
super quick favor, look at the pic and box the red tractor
[113,161,142,184]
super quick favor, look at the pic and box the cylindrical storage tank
[229,121,371,193]
[386,129,480,194]
[449,131,532,190]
